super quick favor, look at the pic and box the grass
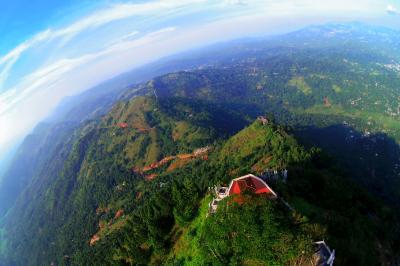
[288,76,312,95]
[220,122,273,159]
[146,129,160,164]
[332,84,342,93]
[167,195,213,265]
[290,197,322,219]
[103,216,128,237]
[296,104,400,142]
[173,121,190,141]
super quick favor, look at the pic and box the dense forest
[1,97,399,265]
[1,23,400,265]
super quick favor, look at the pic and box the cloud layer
[0,0,393,151]
[387,5,400,15]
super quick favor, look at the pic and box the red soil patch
[90,234,100,246]
[142,165,153,172]
[118,122,128,128]
[324,96,331,107]
[193,146,211,156]
[142,156,176,173]
[159,156,175,164]
[176,154,193,159]
[145,174,157,181]
[134,147,211,174]
[114,209,124,219]
[167,159,190,172]
[137,127,150,133]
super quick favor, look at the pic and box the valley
[1,23,400,265]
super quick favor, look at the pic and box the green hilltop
[2,23,400,265]
[1,97,397,265]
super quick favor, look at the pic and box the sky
[0,0,398,160]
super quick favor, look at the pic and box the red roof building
[208,174,278,215]
[227,174,277,198]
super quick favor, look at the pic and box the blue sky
[0,0,398,157]
[0,1,97,54]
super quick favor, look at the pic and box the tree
[199,195,313,265]
[172,177,200,226]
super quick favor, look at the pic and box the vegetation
[169,194,314,266]
[199,196,313,265]
[1,23,400,265]
[1,108,398,265]
[288,76,313,95]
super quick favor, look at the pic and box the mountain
[2,105,397,265]
[1,22,400,265]
[146,23,400,206]
[0,122,79,217]
[0,95,248,265]
[167,121,397,265]
[0,42,246,219]
[0,142,19,180]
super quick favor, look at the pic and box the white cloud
[52,1,188,46]
[0,26,177,118]
[0,0,207,150]
[0,0,385,91]
[106,31,140,47]
[0,0,392,152]
[0,26,183,148]
[0,56,18,90]
[0,0,203,90]
[0,29,52,90]
[387,4,400,15]
[119,31,140,41]
[224,0,248,5]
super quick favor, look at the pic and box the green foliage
[3,23,400,265]
[218,120,311,180]
[332,84,342,93]
[2,91,400,265]
[199,196,313,265]
[288,76,312,95]
[172,178,200,226]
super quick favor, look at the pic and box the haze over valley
[1,1,400,265]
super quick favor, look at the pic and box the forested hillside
[0,49,221,219]
[2,107,398,265]
[147,23,400,206]
[0,95,249,265]
[0,122,78,217]
[1,23,400,265]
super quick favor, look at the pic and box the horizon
[2,1,400,264]
[0,0,399,165]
